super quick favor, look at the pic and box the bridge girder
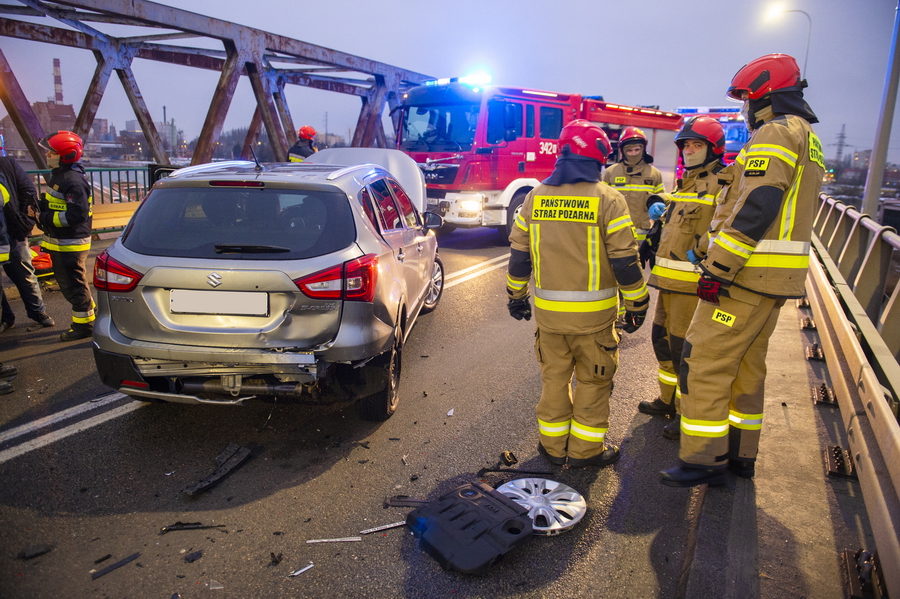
[0,0,431,165]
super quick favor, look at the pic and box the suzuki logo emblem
[207,272,223,288]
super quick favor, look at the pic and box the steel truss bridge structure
[0,0,431,167]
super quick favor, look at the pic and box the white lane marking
[444,254,509,290]
[0,392,128,445]
[0,401,146,465]
[0,256,509,461]
[444,254,509,281]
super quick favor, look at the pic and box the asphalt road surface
[0,227,871,598]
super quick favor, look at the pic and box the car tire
[356,327,402,421]
[501,190,529,243]
[421,254,444,314]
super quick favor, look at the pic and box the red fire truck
[674,106,749,165]
[394,79,683,238]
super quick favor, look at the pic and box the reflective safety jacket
[696,161,741,260]
[38,162,92,252]
[701,112,824,298]
[507,180,649,334]
[0,186,9,263]
[288,140,317,162]
[647,160,726,295]
[602,161,664,238]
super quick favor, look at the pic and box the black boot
[0,363,18,378]
[728,459,755,479]
[60,326,93,342]
[537,443,566,466]
[638,397,676,416]
[568,445,620,468]
[662,415,681,439]
[660,465,729,487]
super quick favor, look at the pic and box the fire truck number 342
[540,142,558,155]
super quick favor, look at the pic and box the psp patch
[532,195,599,223]
[614,176,627,185]
[744,157,770,177]
[712,308,736,327]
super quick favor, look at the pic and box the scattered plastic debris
[501,451,518,466]
[165,471,176,476]
[410,474,419,481]
[360,521,407,535]
[388,438,400,441]
[447,409,454,416]
[289,562,314,577]
[306,537,362,544]
[384,495,429,508]
[91,552,140,580]
[94,554,112,564]
[209,579,224,590]
[269,552,283,566]
[182,443,251,496]
[184,551,203,563]
[401,455,410,466]
[160,522,226,535]
[19,544,52,560]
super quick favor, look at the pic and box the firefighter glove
[648,202,666,221]
[622,309,646,334]
[638,240,656,270]
[698,275,723,304]
[686,248,702,265]
[507,296,532,321]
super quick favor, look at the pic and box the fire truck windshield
[399,103,479,152]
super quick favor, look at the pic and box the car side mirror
[423,211,444,231]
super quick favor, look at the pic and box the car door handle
[416,244,424,253]
[397,250,405,262]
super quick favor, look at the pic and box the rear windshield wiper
[214,244,291,254]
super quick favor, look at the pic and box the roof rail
[168,161,255,178]
[325,163,379,181]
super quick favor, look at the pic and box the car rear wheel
[356,327,402,421]
[421,254,444,313]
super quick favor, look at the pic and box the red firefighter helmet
[39,130,83,163]
[558,119,611,164]
[619,126,647,147]
[727,54,803,100]
[675,116,726,157]
[298,125,316,140]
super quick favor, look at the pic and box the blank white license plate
[170,289,268,316]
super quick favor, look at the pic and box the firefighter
[32,131,95,342]
[287,126,318,162]
[602,126,665,246]
[507,119,649,467]
[0,156,55,333]
[0,198,16,393]
[661,54,825,487]
[637,117,728,440]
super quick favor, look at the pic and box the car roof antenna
[248,144,265,172]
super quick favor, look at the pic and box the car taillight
[294,254,378,303]
[93,251,143,292]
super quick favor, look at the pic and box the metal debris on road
[160,521,227,535]
[501,451,518,466]
[476,466,553,477]
[401,455,410,466]
[305,536,362,544]
[288,562,314,577]
[182,443,251,496]
[360,521,407,535]
[384,495,429,508]
[91,552,140,580]
[18,544,52,560]
[184,550,203,563]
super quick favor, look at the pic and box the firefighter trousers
[678,286,784,467]
[48,249,95,330]
[651,291,700,410]
[534,327,618,461]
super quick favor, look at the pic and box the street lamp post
[784,9,812,78]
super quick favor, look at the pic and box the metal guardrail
[27,167,147,233]
[808,193,900,594]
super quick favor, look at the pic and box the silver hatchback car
[92,149,444,420]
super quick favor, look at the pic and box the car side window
[387,179,420,228]
[369,179,403,230]
[357,187,383,230]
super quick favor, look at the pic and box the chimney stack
[53,58,63,104]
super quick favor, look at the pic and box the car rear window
[122,187,356,260]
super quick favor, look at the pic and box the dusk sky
[0,0,896,163]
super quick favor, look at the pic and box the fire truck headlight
[459,199,482,212]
